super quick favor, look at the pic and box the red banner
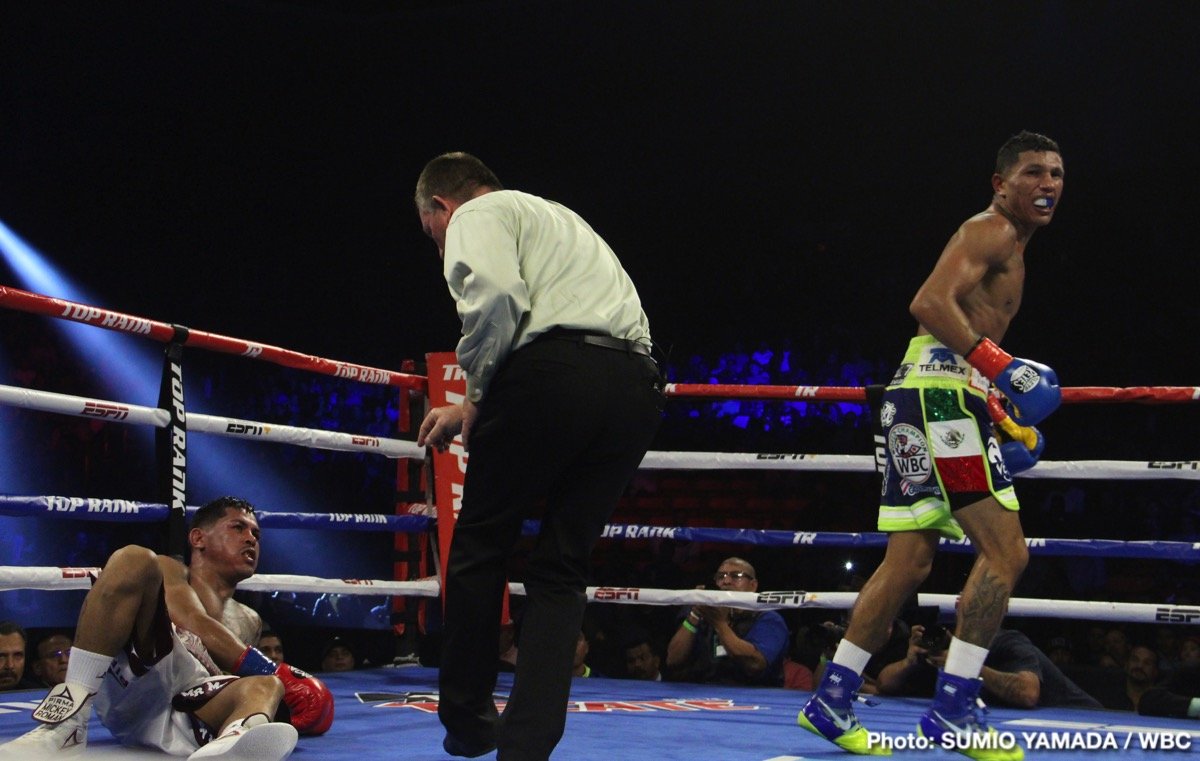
[426,352,467,593]
[426,351,512,623]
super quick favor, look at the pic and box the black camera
[919,625,951,653]
[820,621,847,645]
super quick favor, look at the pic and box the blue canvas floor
[1,666,1196,759]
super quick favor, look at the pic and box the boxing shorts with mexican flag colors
[877,335,1019,540]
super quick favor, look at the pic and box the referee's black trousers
[438,336,663,761]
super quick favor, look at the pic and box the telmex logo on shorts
[888,424,931,484]
[1009,365,1040,392]
[916,348,968,379]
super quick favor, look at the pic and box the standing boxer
[799,131,1064,760]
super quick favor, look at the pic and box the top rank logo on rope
[59,303,152,334]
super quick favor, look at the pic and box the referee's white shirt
[443,189,651,403]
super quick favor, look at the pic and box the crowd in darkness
[1,313,1198,697]
[656,329,891,455]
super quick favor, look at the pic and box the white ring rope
[2,384,1195,479]
[0,384,425,460]
[4,292,1195,649]
[639,451,1200,479]
[2,567,1195,626]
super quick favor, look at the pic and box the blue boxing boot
[797,662,890,755]
[918,670,1023,760]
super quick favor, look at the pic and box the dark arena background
[0,2,1198,759]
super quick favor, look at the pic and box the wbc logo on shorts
[888,424,931,484]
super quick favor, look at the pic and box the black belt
[540,329,651,357]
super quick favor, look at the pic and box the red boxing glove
[274,662,335,735]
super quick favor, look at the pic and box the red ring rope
[5,284,1198,404]
[0,284,426,392]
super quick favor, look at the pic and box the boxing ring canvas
[1,666,1196,759]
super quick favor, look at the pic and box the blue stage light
[0,219,160,405]
[1,220,343,614]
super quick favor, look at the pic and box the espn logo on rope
[81,402,130,420]
[60,568,100,578]
[593,587,640,601]
[226,423,270,436]
[1155,606,1200,624]
[756,591,807,605]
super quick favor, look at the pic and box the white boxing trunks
[93,587,236,755]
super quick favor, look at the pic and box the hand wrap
[235,647,334,735]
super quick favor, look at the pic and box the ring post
[157,327,189,559]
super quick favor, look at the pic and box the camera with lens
[796,620,847,664]
[820,621,847,646]
[919,625,951,653]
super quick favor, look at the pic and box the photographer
[871,622,1101,710]
[868,621,943,697]
[665,557,788,686]
[1139,661,1200,719]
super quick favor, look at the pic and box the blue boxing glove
[966,337,1061,425]
[987,394,1046,475]
[1000,437,1044,475]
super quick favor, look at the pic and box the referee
[415,152,663,760]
